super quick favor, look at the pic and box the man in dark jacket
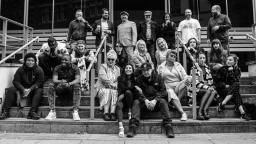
[127,62,174,138]
[0,53,44,120]
[92,8,114,52]
[207,5,232,53]
[67,9,93,51]
[137,11,160,65]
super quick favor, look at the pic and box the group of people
[0,4,251,139]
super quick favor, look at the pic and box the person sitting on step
[116,63,140,137]
[188,52,217,120]
[45,54,81,121]
[215,54,250,121]
[157,50,190,121]
[95,50,120,121]
[0,53,44,120]
[71,40,96,93]
[127,62,175,138]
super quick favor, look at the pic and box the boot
[165,125,175,138]
[27,108,40,120]
[0,110,9,120]
[126,124,136,138]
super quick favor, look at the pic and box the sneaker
[0,110,9,120]
[128,112,132,120]
[241,113,251,121]
[27,112,40,120]
[45,110,56,120]
[126,125,136,138]
[180,112,188,121]
[73,110,80,121]
[217,103,225,112]
[118,127,125,137]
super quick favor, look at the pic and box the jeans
[123,46,134,64]
[48,82,81,110]
[129,98,172,128]
[116,90,134,122]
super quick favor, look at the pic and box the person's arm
[30,67,44,90]
[116,26,120,45]
[207,19,211,43]
[92,20,99,36]
[68,67,80,85]
[219,15,232,30]
[67,21,73,42]
[98,64,112,85]
[154,74,168,101]
[196,20,201,42]
[195,68,209,90]
[155,51,161,66]
[86,50,97,63]
[52,67,66,84]
[131,22,137,46]
[12,68,25,93]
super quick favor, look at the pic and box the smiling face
[197,53,206,66]
[185,9,192,19]
[189,39,197,48]
[157,39,166,50]
[213,42,220,50]
[75,11,83,20]
[61,55,71,67]
[25,57,35,68]
[124,65,133,75]
[102,10,109,20]
[77,43,85,53]
[138,43,146,52]
[142,68,153,78]
[165,14,170,21]
[107,57,115,67]
[226,56,235,66]
[121,14,128,22]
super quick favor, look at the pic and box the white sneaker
[45,110,56,120]
[180,112,188,121]
[73,110,80,121]
[118,127,125,137]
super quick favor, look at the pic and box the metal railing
[177,35,203,120]
[86,35,108,119]
[0,36,39,65]
[0,16,34,60]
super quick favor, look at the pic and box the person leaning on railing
[70,40,97,93]
[188,52,217,120]
[0,53,44,120]
[157,50,190,121]
[95,50,120,121]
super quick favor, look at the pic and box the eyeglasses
[145,15,151,17]
[108,58,115,61]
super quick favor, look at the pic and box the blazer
[117,20,137,47]
[92,19,114,46]
[137,20,159,42]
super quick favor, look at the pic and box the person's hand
[104,30,111,34]
[135,86,142,94]
[23,89,31,97]
[185,79,191,86]
[96,25,101,33]
[212,26,220,32]
[148,99,157,111]
[145,99,150,109]
[118,94,124,102]
[208,87,215,91]
[63,82,70,87]
[228,66,233,71]
[225,85,230,88]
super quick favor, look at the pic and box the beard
[212,12,218,18]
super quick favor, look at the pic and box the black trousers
[2,87,43,112]
[129,98,172,128]
[116,90,135,122]
[146,40,156,66]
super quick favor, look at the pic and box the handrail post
[90,68,95,120]
[192,67,197,120]
[104,38,107,63]
[2,20,8,60]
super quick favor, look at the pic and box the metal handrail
[86,35,107,72]
[0,36,39,65]
[0,16,33,30]
[177,35,202,120]
[246,34,256,41]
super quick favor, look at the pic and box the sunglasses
[108,58,115,61]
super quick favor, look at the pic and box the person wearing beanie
[0,53,44,120]
[95,50,120,121]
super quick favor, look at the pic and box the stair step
[0,118,255,134]
[39,93,256,106]
[9,105,247,119]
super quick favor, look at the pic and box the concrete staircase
[0,77,256,134]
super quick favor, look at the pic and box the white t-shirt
[101,21,109,38]
[177,18,201,44]
[36,41,68,58]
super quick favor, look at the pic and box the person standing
[177,9,201,44]
[207,5,232,53]
[67,9,93,52]
[160,13,176,50]
[92,8,114,52]
[137,11,159,65]
[117,11,137,64]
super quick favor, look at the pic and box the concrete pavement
[0,133,256,144]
